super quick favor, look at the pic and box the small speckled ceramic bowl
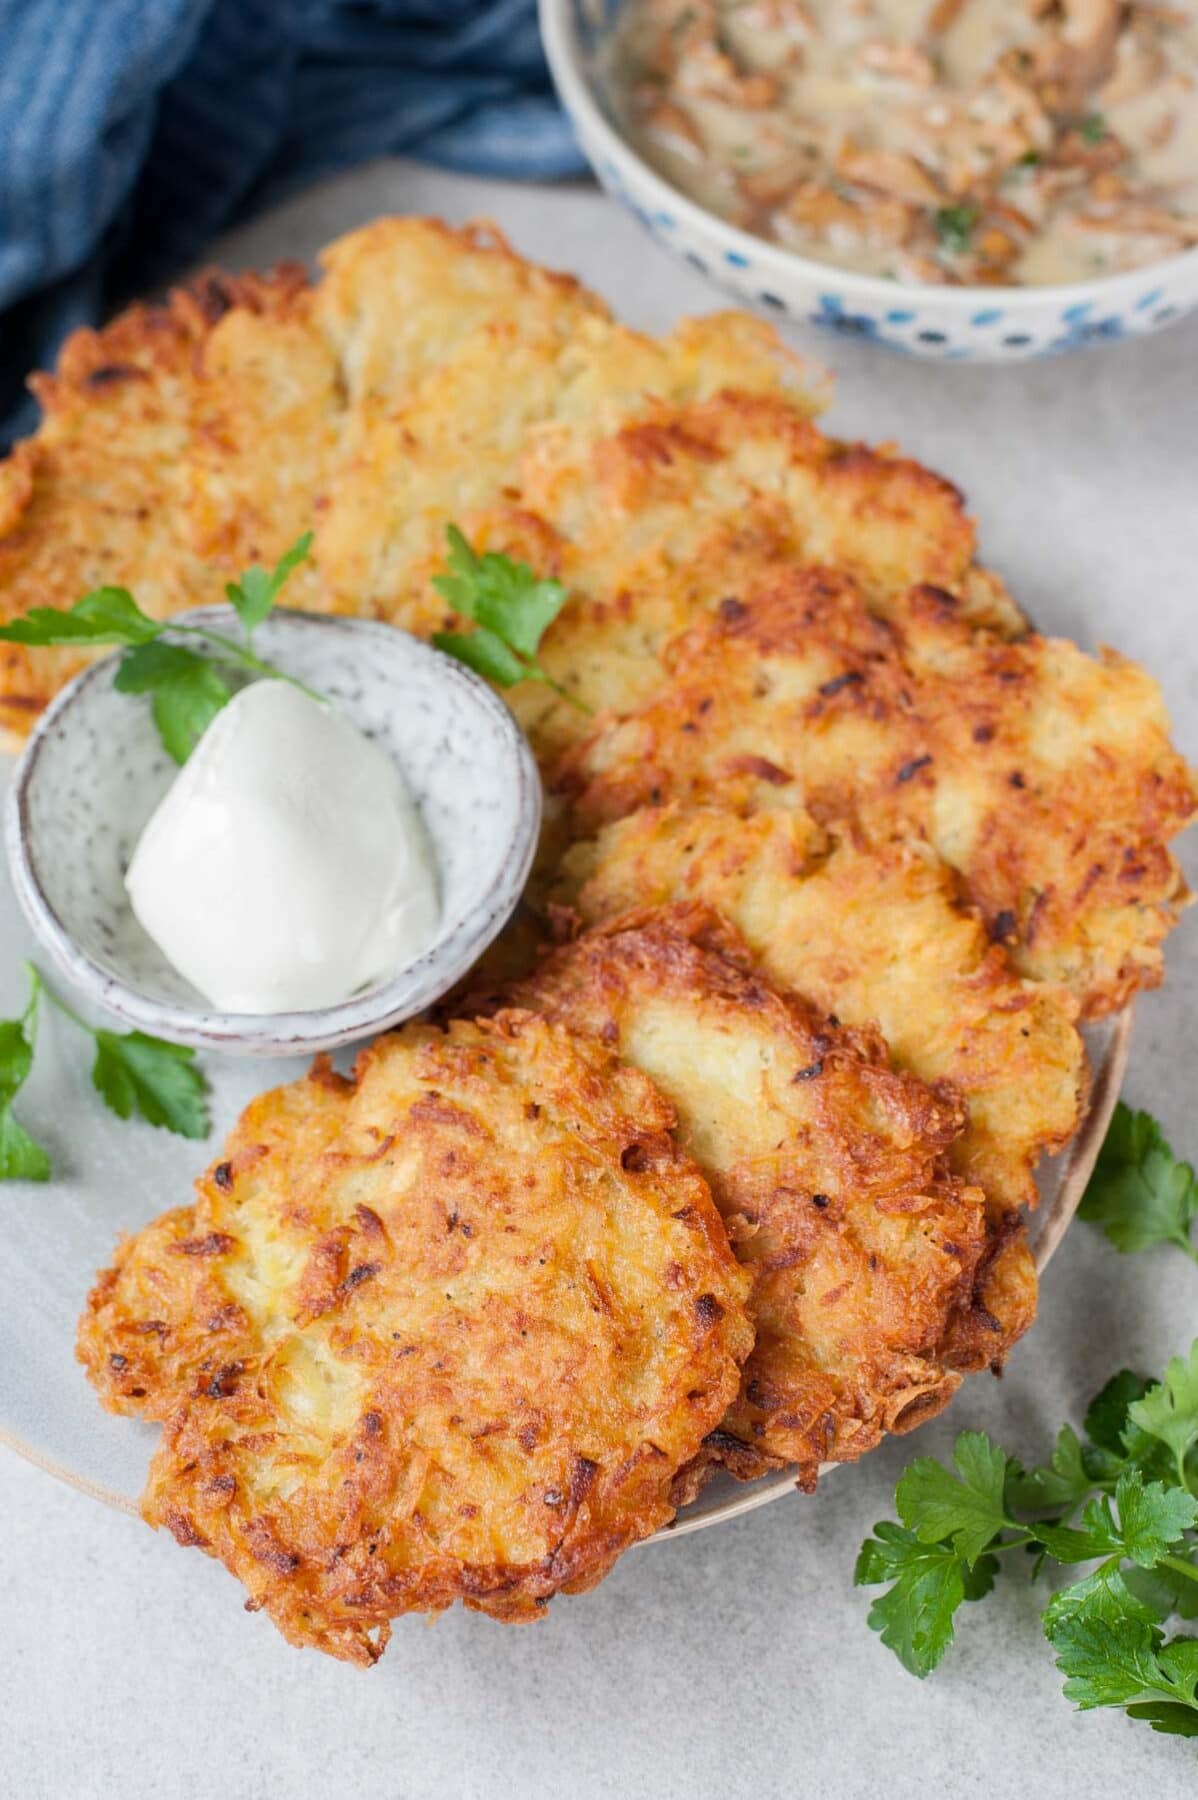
[4,608,541,1055]
[541,0,1198,362]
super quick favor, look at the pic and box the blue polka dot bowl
[540,0,1198,363]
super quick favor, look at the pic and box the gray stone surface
[3,162,1197,1800]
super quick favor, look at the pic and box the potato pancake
[77,1015,752,1664]
[554,568,1196,1015]
[470,904,1035,1490]
[555,804,1086,1217]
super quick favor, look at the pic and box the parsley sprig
[432,525,587,711]
[856,1347,1198,1737]
[0,967,51,1181]
[0,964,208,1180]
[0,534,317,764]
[935,205,979,255]
[1079,1102,1198,1267]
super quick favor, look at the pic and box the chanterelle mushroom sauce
[609,0,1198,286]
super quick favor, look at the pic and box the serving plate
[0,747,1131,1539]
[0,165,1136,1550]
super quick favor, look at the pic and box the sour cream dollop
[125,681,439,1014]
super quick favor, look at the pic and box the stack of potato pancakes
[6,220,1189,1664]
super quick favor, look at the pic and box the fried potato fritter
[78,1016,752,1663]
[555,568,1196,1014]
[471,904,1035,1488]
[556,805,1087,1217]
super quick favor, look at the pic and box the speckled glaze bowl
[541,0,1198,362]
[5,608,541,1055]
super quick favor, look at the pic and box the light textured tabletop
[3,160,1197,1800]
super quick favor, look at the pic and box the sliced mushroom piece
[836,145,945,206]
[736,149,822,210]
[777,181,914,250]
[1032,0,1123,103]
[973,224,1023,269]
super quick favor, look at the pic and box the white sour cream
[125,682,439,1014]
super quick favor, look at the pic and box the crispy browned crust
[555,804,1087,1217]
[554,567,1197,1015]
[465,903,1035,1491]
[77,1015,751,1664]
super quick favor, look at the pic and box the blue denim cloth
[0,0,583,442]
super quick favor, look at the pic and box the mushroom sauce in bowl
[541,0,1198,357]
[611,0,1198,287]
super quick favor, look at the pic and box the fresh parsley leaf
[1,967,211,1175]
[474,562,566,658]
[225,531,313,639]
[150,675,230,767]
[1081,1367,1175,1488]
[432,524,584,708]
[1042,1564,1158,1635]
[896,1431,1012,1563]
[859,1340,1198,1738]
[114,640,215,694]
[1079,1103,1198,1264]
[1117,1471,1198,1565]
[935,205,978,254]
[961,1552,1001,1600]
[90,1030,209,1140]
[1007,1425,1093,1516]
[1125,1558,1198,1623]
[1033,1471,1198,1569]
[432,628,528,689]
[1125,1700,1198,1738]
[0,1106,50,1182]
[2,534,318,765]
[431,524,484,620]
[0,969,50,1181]
[855,1523,973,1678]
[434,524,569,656]
[1079,112,1108,144]
[114,642,234,765]
[1084,1368,1155,1455]
[1129,1343,1198,1486]
[1049,1607,1198,1733]
[0,586,161,648]
[1052,1612,1177,1709]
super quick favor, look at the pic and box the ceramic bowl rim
[539,0,1198,313]
[4,607,542,1055]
